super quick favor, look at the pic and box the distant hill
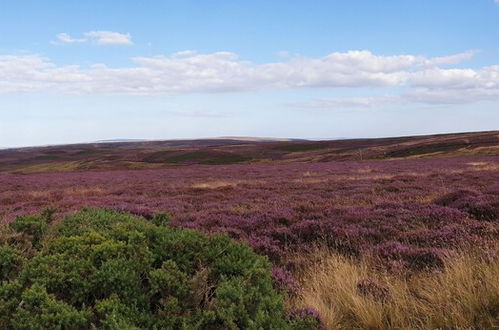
[0,131,497,173]
[95,139,148,143]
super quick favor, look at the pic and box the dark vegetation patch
[387,143,467,157]
[142,150,176,163]
[164,151,249,165]
[201,153,249,165]
[323,147,356,155]
[165,151,218,163]
[73,148,110,156]
[30,155,63,161]
[274,142,330,153]
[43,150,67,155]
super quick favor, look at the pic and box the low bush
[8,214,48,249]
[436,189,499,221]
[0,245,24,281]
[0,209,320,329]
[374,241,445,272]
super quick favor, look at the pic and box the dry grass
[290,250,499,329]
[10,161,82,174]
[191,180,240,189]
[26,187,108,199]
[63,187,108,196]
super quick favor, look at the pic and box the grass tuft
[290,249,499,329]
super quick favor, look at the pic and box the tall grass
[290,250,499,329]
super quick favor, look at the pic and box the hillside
[0,131,497,173]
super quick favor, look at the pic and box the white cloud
[53,31,132,46]
[423,50,479,67]
[172,50,197,58]
[55,33,87,44]
[1,49,498,105]
[409,68,479,89]
[0,55,87,92]
[83,31,133,45]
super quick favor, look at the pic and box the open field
[1,131,498,328]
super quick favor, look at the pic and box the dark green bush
[9,214,48,249]
[0,209,318,329]
[151,212,171,227]
[0,245,24,281]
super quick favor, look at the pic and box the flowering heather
[289,308,324,330]
[356,278,391,302]
[271,266,299,295]
[0,155,498,271]
[374,241,447,272]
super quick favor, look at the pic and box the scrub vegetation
[0,209,319,329]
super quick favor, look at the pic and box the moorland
[0,130,498,329]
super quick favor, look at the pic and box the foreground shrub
[0,209,317,329]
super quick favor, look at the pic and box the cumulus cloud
[1,49,498,105]
[0,55,87,92]
[83,31,133,45]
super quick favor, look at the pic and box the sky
[1,1,499,147]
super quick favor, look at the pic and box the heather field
[1,135,498,328]
[5,1,499,327]
[2,155,499,258]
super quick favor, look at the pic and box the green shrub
[9,215,48,249]
[0,245,24,281]
[151,212,171,226]
[0,209,315,329]
[12,284,90,330]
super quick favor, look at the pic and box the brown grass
[290,250,499,329]
[63,187,108,196]
[10,161,82,174]
[27,187,108,199]
[191,180,240,189]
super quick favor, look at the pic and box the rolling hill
[0,131,497,173]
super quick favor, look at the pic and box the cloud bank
[1,49,498,105]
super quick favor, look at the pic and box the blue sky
[1,0,499,147]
